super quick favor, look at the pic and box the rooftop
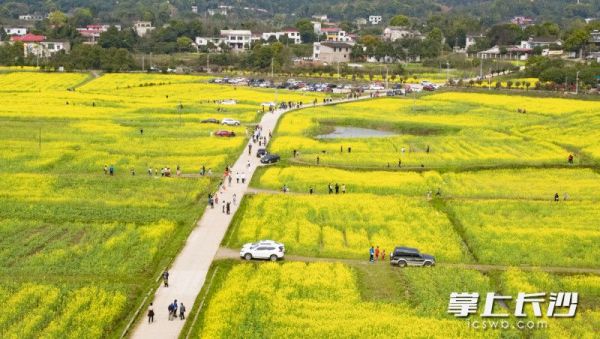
[10,33,45,42]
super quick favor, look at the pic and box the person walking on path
[335,183,340,194]
[168,303,174,321]
[233,194,237,206]
[568,154,574,164]
[226,202,231,215]
[147,303,154,323]
[375,246,380,261]
[309,187,314,195]
[381,249,386,261]
[241,172,246,184]
[341,184,346,194]
[369,246,375,263]
[248,144,252,155]
[109,165,114,176]
[328,183,333,194]
[162,270,169,287]
[236,172,240,184]
[316,156,320,165]
[103,165,108,175]
[172,300,178,320]
[554,193,560,202]
[228,175,232,187]
[179,302,186,320]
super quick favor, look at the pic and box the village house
[261,28,301,44]
[476,45,531,60]
[382,26,423,42]
[511,16,534,28]
[133,21,155,37]
[10,34,70,57]
[208,8,228,16]
[320,27,354,42]
[590,30,600,45]
[4,28,27,36]
[519,37,562,49]
[77,24,121,45]
[313,41,352,64]
[18,14,45,21]
[369,15,383,25]
[465,33,485,50]
[220,29,252,50]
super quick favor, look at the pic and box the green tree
[390,15,410,27]
[71,8,93,27]
[564,28,589,57]
[176,36,193,52]
[48,10,68,28]
[295,19,317,43]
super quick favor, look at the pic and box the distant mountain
[2,0,599,26]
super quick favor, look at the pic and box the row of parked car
[240,241,436,267]
[209,77,443,93]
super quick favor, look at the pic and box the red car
[215,130,236,137]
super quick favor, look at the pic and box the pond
[316,126,397,139]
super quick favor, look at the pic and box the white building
[208,8,228,16]
[23,41,70,57]
[312,21,322,35]
[4,28,27,36]
[519,37,562,49]
[261,29,301,44]
[369,16,382,25]
[134,21,155,37]
[383,26,422,41]
[355,18,367,26]
[18,14,45,21]
[220,30,252,50]
[312,14,328,22]
[590,30,600,44]
[465,34,485,50]
[191,6,198,14]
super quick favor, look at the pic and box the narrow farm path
[215,247,600,275]
[129,95,368,339]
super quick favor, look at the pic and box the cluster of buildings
[7,33,69,58]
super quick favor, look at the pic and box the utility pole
[142,54,145,71]
[206,53,210,73]
[576,71,580,95]
[488,67,492,90]
[385,65,389,89]
[271,57,274,79]
[479,61,483,79]
[446,61,450,83]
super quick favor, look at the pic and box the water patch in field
[316,126,397,139]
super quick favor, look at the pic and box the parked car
[201,118,219,124]
[423,84,436,91]
[240,240,285,261]
[256,148,267,158]
[260,154,280,164]
[221,118,240,126]
[390,247,435,267]
[369,84,385,91]
[214,130,236,137]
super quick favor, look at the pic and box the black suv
[260,154,280,164]
[390,247,435,267]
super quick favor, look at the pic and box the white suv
[240,240,285,261]
[221,118,240,126]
